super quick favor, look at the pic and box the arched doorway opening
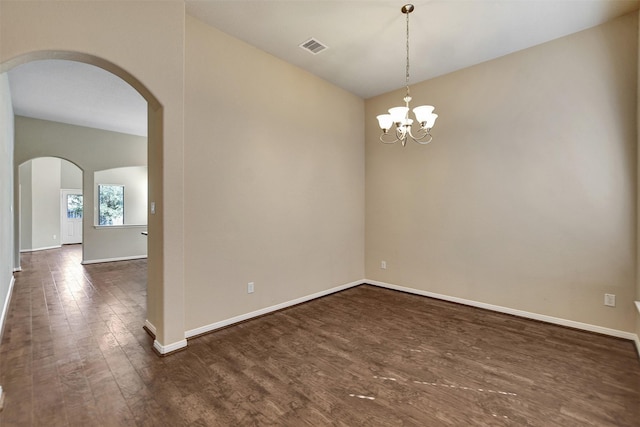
[1,51,166,352]
[18,157,83,251]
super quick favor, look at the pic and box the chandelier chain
[405,8,411,98]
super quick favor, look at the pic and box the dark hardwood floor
[1,246,639,426]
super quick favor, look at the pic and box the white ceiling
[8,60,148,136]
[187,0,640,99]
[7,0,640,136]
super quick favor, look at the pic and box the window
[98,185,124,225]
[94,167,147,226]
[66,194,83,219]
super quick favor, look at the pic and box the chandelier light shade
[377,4,438,147]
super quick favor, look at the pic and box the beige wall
[23,157,61,250]
[18,161,31,251]
[0,0,185,347]
[637,10,640,348]
[0,73,14,334]
[366,13,638,332]
[61,159,82,189]
[183,16,365,330]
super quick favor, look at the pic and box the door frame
[60,188,83,245]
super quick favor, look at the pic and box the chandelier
[376,4,438,146]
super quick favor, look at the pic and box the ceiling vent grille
[299,38,328,55]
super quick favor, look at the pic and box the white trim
[81,255,147,265]
[366,280,638,341]
[20,245,61,253]
[61,189,83,245]
[154,338,187,355]
[635,301,640,359]
[185,280,363,339]
[13,267,21,272]
[93,224,147,230]
[0,276,15,341]
[144,319,157,336]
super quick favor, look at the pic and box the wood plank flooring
[1,246,639,426]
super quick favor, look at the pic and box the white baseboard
[20,245,61,253]
[178,278,639,359]
[154,338,187,355]
[366,280,638,341]
[82,255,147,265]
[148,319,186,355]
[185,280,363,339]
[0,276,15,342]
[144,319,157,336]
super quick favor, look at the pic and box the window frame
[97,184,125,226]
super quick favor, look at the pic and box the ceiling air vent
[299,38,328,55]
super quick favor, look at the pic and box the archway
[18,157,83,251]
[1,51,167,352]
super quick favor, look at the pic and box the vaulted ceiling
[186,0,640,99]
[7,0,640,136]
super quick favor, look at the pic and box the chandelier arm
[413,134,433,145]
[379,133,400,144]
[407,127,433,144]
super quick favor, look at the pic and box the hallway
[0,246,151,425]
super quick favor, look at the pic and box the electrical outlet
[604,293,616,307]
[53,234,57,240]
[247,282,254,294]
[381,261,387,269]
